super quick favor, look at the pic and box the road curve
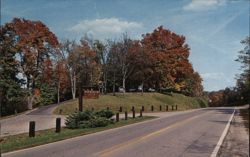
[3,107,235,157]
[0,104,66,136]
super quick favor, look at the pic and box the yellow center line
[95,111,212,157]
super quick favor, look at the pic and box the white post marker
[210,108,236,157]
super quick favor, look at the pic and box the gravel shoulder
[218,109,249,157]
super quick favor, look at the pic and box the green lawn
[1,116,155,153]
[54,92,208,115]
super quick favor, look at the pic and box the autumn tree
[93,40,109,94]
[235,36,250,103]
[8,18,59,109]
[208,91,224,106]
[125,40,152,94]
[59,40,77,99]
[0,22,26,116]
[183,72,203,96]
[106,40,120,95]
[68,38,100,111]
[54,59,69,103]
[141,26,202,95]
[109,34,139,93]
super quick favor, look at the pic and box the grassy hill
[54,92,208,115]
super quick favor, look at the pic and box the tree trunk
[73,73,76,99]
[141,82,144,96]
[26,76,33,110]
[57,81,60,104]
[27,94,34,110]
[104,71,108,94]
[112,71,116,96]
[122,76,126,94]
[78,81,83,112]
[70,71,76,99]
[0,90,2,117]
[27,76,30,89]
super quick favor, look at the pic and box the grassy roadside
[54,92,207,115]
[239,108,249,134]
[1,116,156,153]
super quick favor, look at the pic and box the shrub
[95,110,114,119]
[90,117,110,127]
[65,112,79,129]
[79,121,92,128]
[78,110,95,121]
[65,109,114,129]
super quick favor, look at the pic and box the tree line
[0,18,203,116]
[208,37,250,106]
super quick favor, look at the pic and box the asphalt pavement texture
[0,104,66,136]
[3,107,235,157]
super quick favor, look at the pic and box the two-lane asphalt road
[3,107,235,157]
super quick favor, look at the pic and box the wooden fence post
[116,113,119,122]
[55,118,61,133]
[131,106,135,112]
[142,106,144,112]
[125,111,128,120]
[29,121,35,137]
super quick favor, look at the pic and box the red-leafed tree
[68,38,100,111]
[10,18,59,108]
[0,22,27,116]
[127,40,153,94]
[141,26,202,96]
[209,91,225,106]
[54,59,69,103]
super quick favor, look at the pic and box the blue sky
[1,0,249,91]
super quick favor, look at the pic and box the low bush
[78,110,95,121]
[95,109,114,119]
[65,109,114,129]
[65,112,79,129]
[89,117,111,128]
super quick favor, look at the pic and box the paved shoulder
[218,109,249,157]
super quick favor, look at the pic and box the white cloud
[201,72,225,79]
[183,0,226,11]
[69,18,143,40]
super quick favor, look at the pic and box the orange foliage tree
[9,18,59,108]
[141,26,202,96]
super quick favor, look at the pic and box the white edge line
[210,108,236,157]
